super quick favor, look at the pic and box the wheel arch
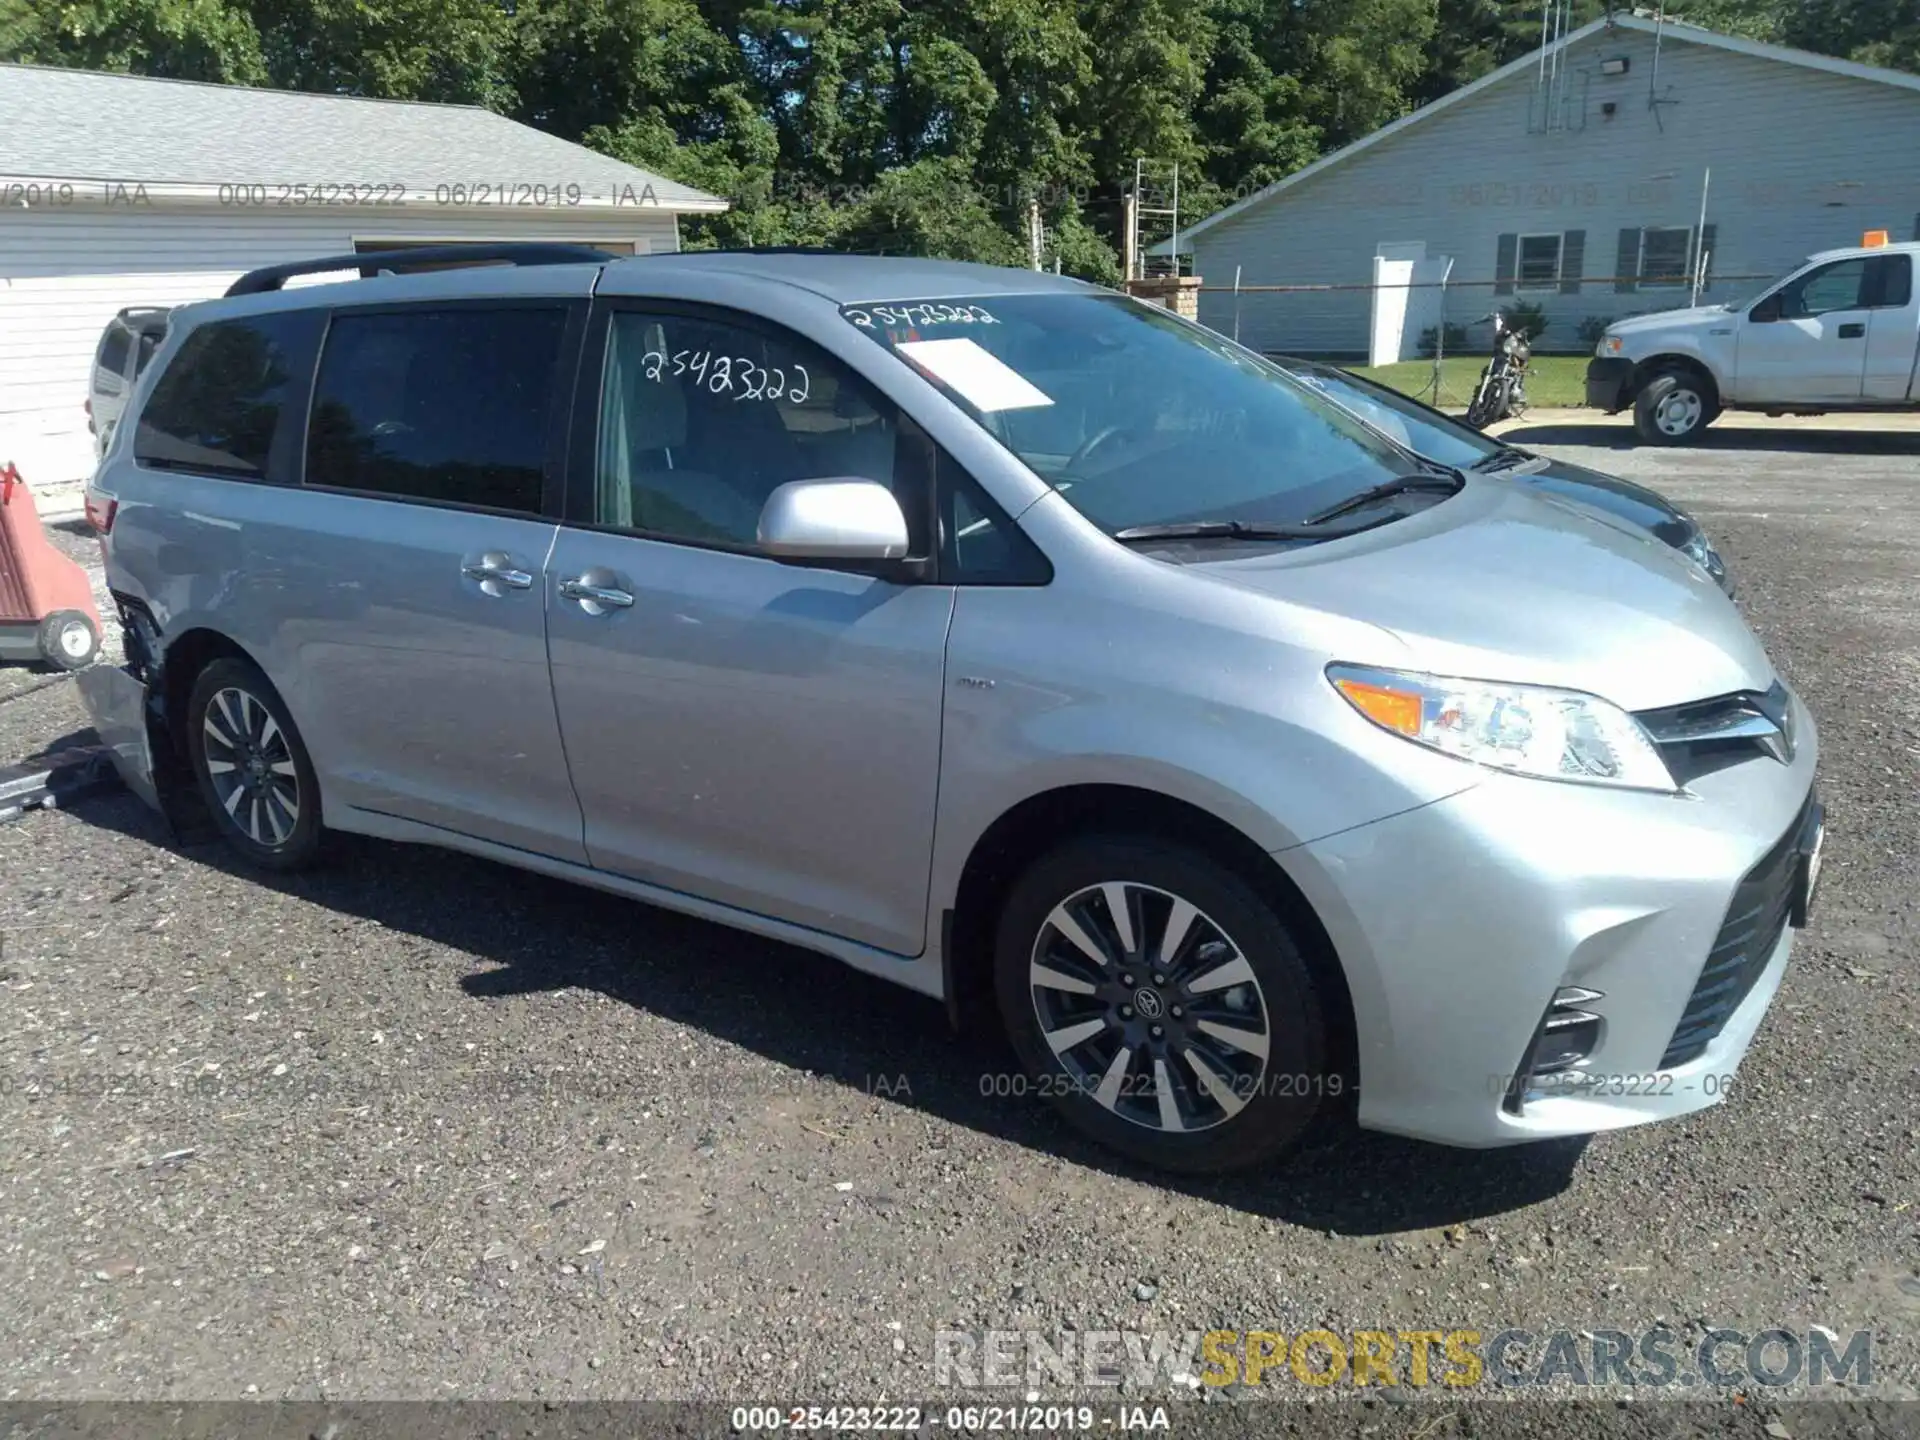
[1632,353,1722,409]
[944,782,1358,1085]
[159,627,264,760]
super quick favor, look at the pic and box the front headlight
[1327,664,1678,792]
[1596,335,1624,356]
[1681,528,1725,580]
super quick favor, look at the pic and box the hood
[1191,479,1770,712]
[1514,457,1695,548]
[1607,305,1727,335]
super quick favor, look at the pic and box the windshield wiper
[1112,514,1394,545]
[1469,446,1534,473]
[1303,466,1465,526]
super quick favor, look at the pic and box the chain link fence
[1192,271,1774,407]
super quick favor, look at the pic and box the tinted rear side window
[1871,253,1913,308]
[96,324,130,377]
[305,307,568,515]
[136,311,321,478]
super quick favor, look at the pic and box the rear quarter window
[135,311,324,480]
[95,323,131,379]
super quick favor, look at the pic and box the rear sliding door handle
[461,552,533,594]
[559,576,635,611]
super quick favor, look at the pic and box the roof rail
[224,244,619,297]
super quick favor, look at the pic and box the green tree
[249,0,511,103]
[0,0,267,83]
[1779,0,1920,74]
[833,156,1027,262]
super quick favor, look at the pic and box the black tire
[1633,369,1718,445]
[1465,371,1506,429]
[186,657,323,870]
[36,610,99,671]
[992,834,1331,1174]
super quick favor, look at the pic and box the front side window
[841,294,1415,536]
[1781,259,1869,318]
[305,307,567,514]
[135,310,322,479]
[596,310,915,548]
[1516,234,1563,290]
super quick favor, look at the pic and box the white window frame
[1637,226,1693,288]
[1514,232,1564,292]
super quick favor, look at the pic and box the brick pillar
[1122,275,1202,319]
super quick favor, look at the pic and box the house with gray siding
[1165,14,1920,360]
[0,65,728,484]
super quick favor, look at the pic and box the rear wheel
[1634,370,1718,444]
[36,610,99,671]
[186,657,323,870]
[993,835,1331,1173]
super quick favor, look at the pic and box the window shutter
[1494,233,1517,296]
[1559,230,1586,293]
[1615,228,1639,293]
[1696,223,1717,291]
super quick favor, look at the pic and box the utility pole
[1690,166,1711,306]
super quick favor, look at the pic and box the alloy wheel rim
[1028,881,1271,1133]
[1657,388,1702,435]
[58,621,93,658]
[202,687,300,847]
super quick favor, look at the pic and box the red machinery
[0,461,102,670]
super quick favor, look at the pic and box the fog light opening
[1503,986,1605,1115]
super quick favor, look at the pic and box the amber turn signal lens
[1333,676,1423,736]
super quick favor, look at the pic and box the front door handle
[1837,322,1866,339]
[461,551,534,595]
[559,575,636,613]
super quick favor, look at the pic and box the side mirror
[1749,294,1782,323]
[757,478,910,562]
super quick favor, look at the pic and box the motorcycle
[1464,310,1532,430]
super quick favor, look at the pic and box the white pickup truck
[1586,239,1920,443]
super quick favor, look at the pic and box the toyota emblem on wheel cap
[1133,988,1163,1018]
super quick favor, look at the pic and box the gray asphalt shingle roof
[0,63,727,212]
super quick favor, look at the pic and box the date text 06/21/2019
[730,1405,1170,1431]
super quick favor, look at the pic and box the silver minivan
[82,247,1822,1174]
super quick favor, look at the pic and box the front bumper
[1279,689,1819,1146]
[75,662,163,813]
[1587,356,1635,411]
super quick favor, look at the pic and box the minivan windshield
[1283,366,1499,471]
[842,294,1436,534]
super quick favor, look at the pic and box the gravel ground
[1,431,1917,1432]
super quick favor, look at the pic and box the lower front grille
[1659,796,1815,1068]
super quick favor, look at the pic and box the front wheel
[186,657,324,870]
[992,836,1332,1174]
[1465,368,1507,429]
[1634,370,1718,444]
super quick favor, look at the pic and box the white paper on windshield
[895,338,1054,412]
